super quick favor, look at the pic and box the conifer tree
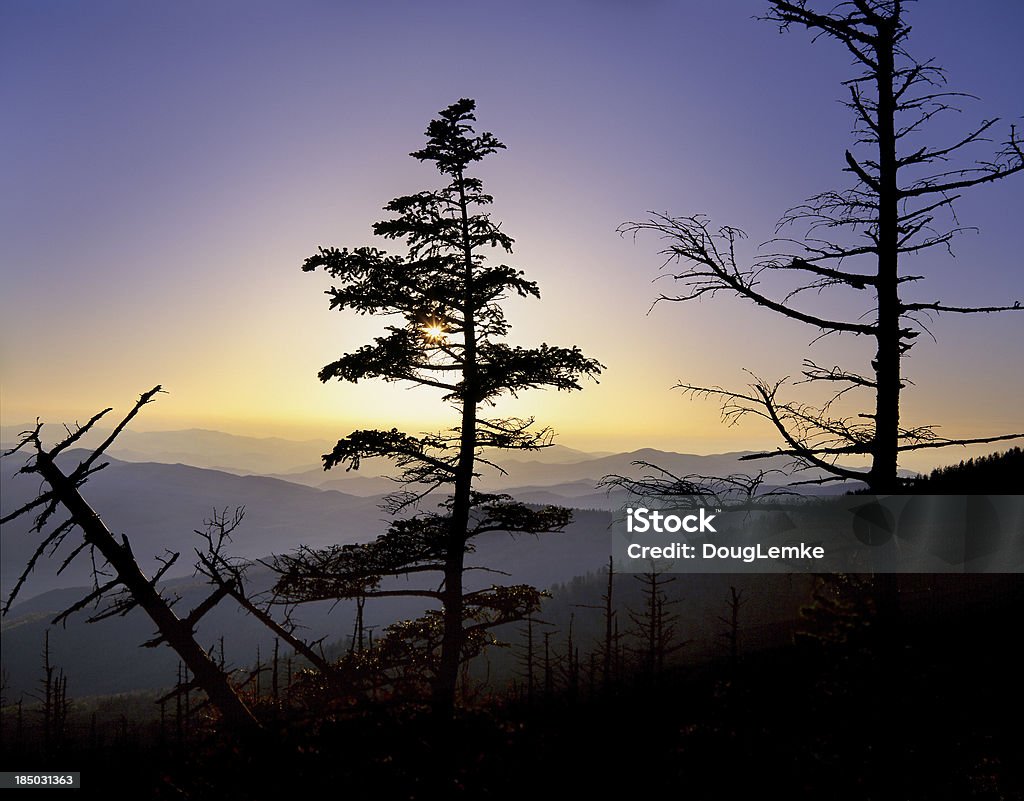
[277,99,602,718]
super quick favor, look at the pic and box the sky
[2,0,1023,470]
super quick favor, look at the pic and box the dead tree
[628,568,688,679]
[0,388,260,735]
[36,630,69,755]
[514,611,554,704]
[192,506,337,680]
[622,0,1024,491]
[717,586,748,674]
[560,613,581,703]
[601,463,785,505]
[348,595,367,655]
[601,557,617,689]
[569,557,621,692]
[543,631,554,701]
[271,638,280,704]
[39,631,54,753]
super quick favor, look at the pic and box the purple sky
[2,1,1022,469]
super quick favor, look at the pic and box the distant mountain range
[275,446,862,506]
[0,425,610,476]
[0,447,613,696]
[1,425,338,475]
[0,426,864,699]
[1,427,868,599]
[0,452,391,598]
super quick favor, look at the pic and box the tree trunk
[434,166,477,719]
[34,451,261,736]
[871,21,902,495]
[603,556,614,689]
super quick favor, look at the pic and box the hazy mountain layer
[1,426,609,477]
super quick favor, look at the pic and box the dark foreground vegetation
[3,572,1021,800]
